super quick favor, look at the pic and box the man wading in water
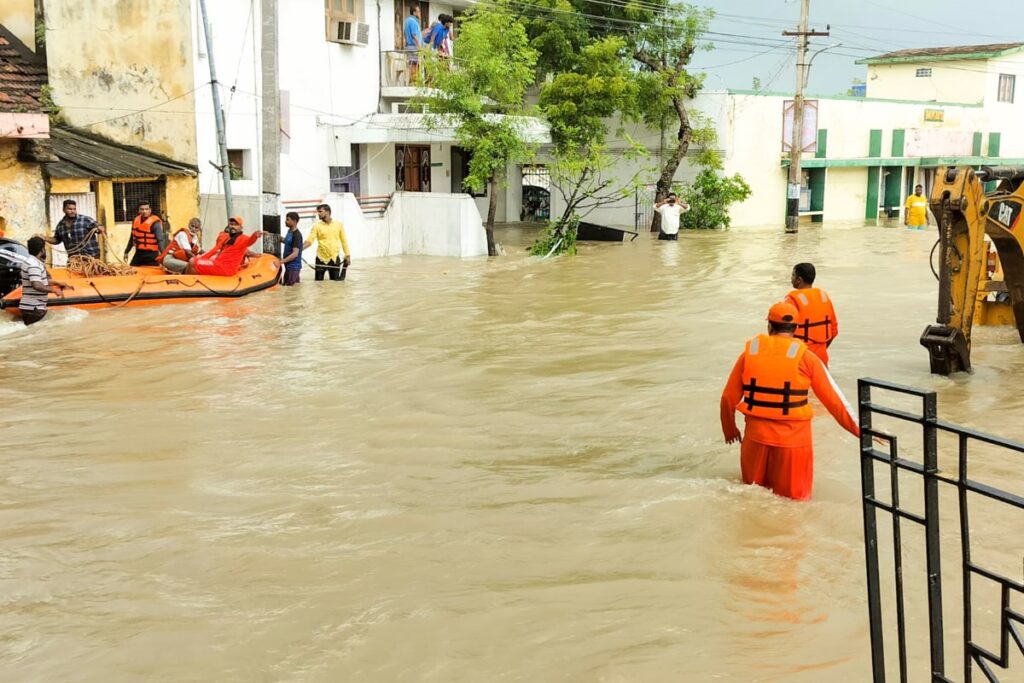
[719,301,860,500]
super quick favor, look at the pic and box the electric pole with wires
[783,0,829,234]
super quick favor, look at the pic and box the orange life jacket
[131,214,162,252]
[787,287,835,345]
[157,228,198,263]
[738,334,813,420]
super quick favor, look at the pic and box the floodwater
[1,223,1022,682]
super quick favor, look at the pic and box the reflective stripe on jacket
[786,287,837,344]
[738,334,813,420]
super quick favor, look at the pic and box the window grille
[112,181,163,223]
[915,68,931,77]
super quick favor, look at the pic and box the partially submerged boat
[0,245,281,314]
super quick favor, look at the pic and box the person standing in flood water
[720,302,860,500]
[654,193,690,240]
[784,262,838,367]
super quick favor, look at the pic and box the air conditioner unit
[331,20,370,46]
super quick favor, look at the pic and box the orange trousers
[740,439,815,501]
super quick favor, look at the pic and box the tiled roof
[46,126,197,179]
[859,43,1024,65]
[0,24,46,113]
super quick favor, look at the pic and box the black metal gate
[858,378,1023,682]
[634,184,656,233]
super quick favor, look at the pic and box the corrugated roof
[46,126,197,179]
[0,24,46,113]
[859,42,1024,65]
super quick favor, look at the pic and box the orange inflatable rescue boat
[1,253,281,314]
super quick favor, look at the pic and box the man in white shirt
[18,236,73,325]
[655,193,691,240]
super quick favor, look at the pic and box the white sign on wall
[904,129,974,157]
[782,100,818,154]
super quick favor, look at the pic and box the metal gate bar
[858,378,1024,683]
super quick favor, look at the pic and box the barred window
[998,74,1015,103]
[915,68,931,78]
[112,181,163,223]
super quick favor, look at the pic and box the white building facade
[190,0,544,256]
[576,42,1024,230]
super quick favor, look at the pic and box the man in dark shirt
[36,199,106,259]
[281,211,303,285]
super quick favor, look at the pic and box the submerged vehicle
[920,166,1024,374]
[0,240,280,314]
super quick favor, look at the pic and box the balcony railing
[381,50,458,89]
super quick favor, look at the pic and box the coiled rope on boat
[66,255,137,278]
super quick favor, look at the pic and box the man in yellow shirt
[304,203,351,281]
[904,184,930,230]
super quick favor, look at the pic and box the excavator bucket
[920,166,989,375]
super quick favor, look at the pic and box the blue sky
[687,0,1024,94]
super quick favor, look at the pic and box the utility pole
[261,0,281,256]
[783,0,829,233]
[198,0,234,221]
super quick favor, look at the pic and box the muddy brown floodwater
[2,223,1022,681]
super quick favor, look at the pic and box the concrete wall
[865,61,988,104]
[198,195,262,250]
[5,0,36,51]
[0,140,46,242]
[318,191,486,258]
[823,168,869,222]
[43,0,198,163]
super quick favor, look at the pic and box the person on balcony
[403,6,423,84]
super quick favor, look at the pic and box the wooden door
[396,145,431,192]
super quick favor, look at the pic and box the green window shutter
[815,129,828,159]
[868,129,882,158]
[891,129,905,157]
[988,132,1001,157]
[972,132,983,156]
[866,167,880,219]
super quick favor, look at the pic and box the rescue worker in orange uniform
[123,201,168,267]
[720,302,860,500]
[784,262,838,366]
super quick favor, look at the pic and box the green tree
[632,4,714,231]
[419,5,539,256]
[524,0,715,233]
[679,170,752,230]
[533,36,650,256]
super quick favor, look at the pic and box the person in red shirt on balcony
[720,301,860,501]
[186,216,263,277]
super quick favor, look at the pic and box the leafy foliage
[680,171,752,230]
[418,4,539,255]
[530,214,578,256]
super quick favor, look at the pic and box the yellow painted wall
[164,175,201,236]
[0,140,47,242]
[5,0,36,51]
[42,0,197,163]
[49,178,91,194]
[96,176,199,260]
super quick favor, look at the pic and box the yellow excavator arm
[921,166,1024,375]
